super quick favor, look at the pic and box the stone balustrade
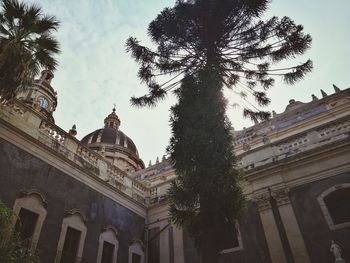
[239,118,350,171]
[0,100,149,205]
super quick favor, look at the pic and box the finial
[320,89,327,98]
[112,103,116,112]
[162,155,166,161]
[311,94,318,101]
[156,157,159,164]
[69,124,77,137]
[148,160,152,167]
[333,84,341,93]
[272,110,277,117]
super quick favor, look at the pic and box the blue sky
[27,0,350,165]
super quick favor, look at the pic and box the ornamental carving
[262,134,270,144]
[271,188,290,206]
[253,193,271,211]
[243,143,251,151]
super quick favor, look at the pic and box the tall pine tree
[167,68,245,262]
[126,0,312,261]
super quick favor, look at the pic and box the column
[159,221,170,263]
[172,226,185,263]
[255,193,287,263]
[273,188,311,263]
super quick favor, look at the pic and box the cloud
[23,0,350,163]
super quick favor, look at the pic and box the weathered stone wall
[148,226,160,263]
[290,173,350,263]
[183,202,271,263]
[0,137,145,263]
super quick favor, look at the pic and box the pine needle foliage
[126,0,312,261]
[126,0,312,121]
[167,68,245,262]
[0,0,60,101]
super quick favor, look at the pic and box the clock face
[37,96,49,109]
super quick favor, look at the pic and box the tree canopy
[126,0,312,121]
[0,0,60,101]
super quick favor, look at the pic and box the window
[13,191,47,251]
[318,184,350,230]
[97,227,119,263]
[219,221,243,254]
[220,224,239,251]
[101,241,115,263]
[61,227,82,263]
[128,240,144,263]
[15,208,39,241]
[55,211,87,263]
[324,188,350,224]
[132,253,141,263]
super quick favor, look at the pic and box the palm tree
[0,0,60,101]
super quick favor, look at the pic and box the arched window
[219,221,243,254]
[318,184,350,230]
[55,210,87,263]
[128,239,144,263]
[97,226,119,263]
[13,190,48,251]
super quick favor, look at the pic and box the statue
[330,240,346,263]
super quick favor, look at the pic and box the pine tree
[167,69,245,262]
[126,0,312,261]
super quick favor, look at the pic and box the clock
[37,96,49,109]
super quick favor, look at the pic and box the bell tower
[17,70,58,122]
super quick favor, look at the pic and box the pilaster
[254,193,287,263]
[159,220,170,263]
[172,226,185,263]
[272,188,311,263]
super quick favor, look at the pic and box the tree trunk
[201,232,219,263]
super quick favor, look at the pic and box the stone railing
[239,118,350,171]
[0,100,149,205]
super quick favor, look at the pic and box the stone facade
[0,77,350,263]
[0,137,145,263]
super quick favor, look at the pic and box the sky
[26,0,350,165]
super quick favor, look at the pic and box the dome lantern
[104,107,121,129]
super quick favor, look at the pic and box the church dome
[81,128,139,155]
[81,108,145,172]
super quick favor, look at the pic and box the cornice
[238,115,350,158]
[244,137,350,180]
[0,117,147,217]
